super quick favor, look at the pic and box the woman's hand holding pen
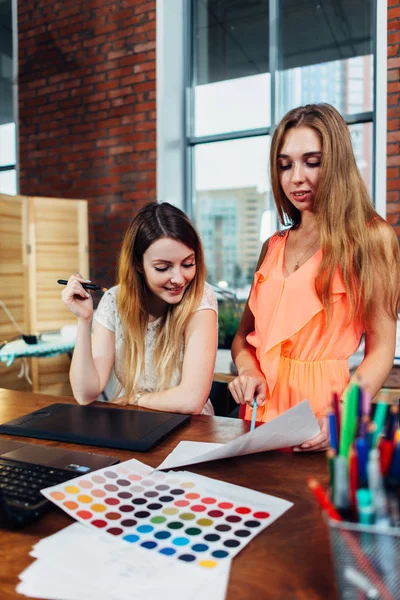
[293,415,330,452]
[228,368,267,407]
[61,273,94,321]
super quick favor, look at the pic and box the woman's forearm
[352,350,394,399]
[70,318,102,404]
[231,333,262,375]
[137,383,209,415]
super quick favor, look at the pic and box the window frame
[181,0,386,219]
[0,0,18,194]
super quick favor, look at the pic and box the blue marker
[250,400,257,432]
[355,437,368,486]
[328,412,338,453]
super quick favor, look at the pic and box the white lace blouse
[94,282,218,415]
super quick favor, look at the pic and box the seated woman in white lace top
[61,202,218,415]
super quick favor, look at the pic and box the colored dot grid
[44,462,272,569]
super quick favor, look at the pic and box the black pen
[57,279,107,292]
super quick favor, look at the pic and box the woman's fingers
[293,417,329,452]
[62,275,91,300]
[228,374,265,406]
[228,378,245,404]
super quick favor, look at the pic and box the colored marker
[389,430,400,482]
[333,455,351,518]
[250,400,257,432]
[307,478,342,521]
[339,383,358,458]
[349,448,359,516]
[332,391,341,439]
[326,448,335,493]
[367,449,389,526]
[356,488,374,525]
[355,437,368,486]
[328,412,338,453]
[372,402,388,449]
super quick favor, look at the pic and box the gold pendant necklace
[293,237,319,272]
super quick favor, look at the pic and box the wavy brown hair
[117,202,206,396]
[270,103,399,327]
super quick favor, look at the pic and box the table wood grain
[0,388,336,600]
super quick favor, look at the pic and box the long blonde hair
[117,202,206,396]
[270,103,399,327]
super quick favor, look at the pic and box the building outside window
[187,0,376,295]
[0,0,17,195]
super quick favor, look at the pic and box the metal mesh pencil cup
[325,517,400,600]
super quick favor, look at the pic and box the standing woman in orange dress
[229,103,400,451]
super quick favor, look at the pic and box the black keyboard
[0,458,77,528]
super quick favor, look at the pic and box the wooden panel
[1,195,87,395]
[30,196,89,333]
[0,194,31,391]
[28,196,88,394]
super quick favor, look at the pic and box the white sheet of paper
[18,523,231,600]
[156,400,320,471]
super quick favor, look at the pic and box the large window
[187,0,376,292]
[0,0,17,195]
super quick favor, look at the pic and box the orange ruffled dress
[244,230,363,422]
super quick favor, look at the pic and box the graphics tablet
[0,403,190,452]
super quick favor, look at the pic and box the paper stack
[17,522,231,600]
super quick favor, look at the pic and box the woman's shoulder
[99,285,119,306]
[196,282,218,313]
[265,228,290,248]
[256,228,289,270]
[95,285,120,330]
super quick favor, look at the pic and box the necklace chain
[293,235,319,272]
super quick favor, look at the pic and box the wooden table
[0,388,336,600]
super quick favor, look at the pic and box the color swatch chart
[42,459,292,569]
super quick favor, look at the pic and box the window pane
[0,169,17,195]
[0,1,15,167]
[194,137,276,293]
[193,0,270,137]
[350,122,372,196]
[0,123,16,167]
[278,0,373,117]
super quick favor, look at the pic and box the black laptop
[0,438,118,528]
[0,403,190,452]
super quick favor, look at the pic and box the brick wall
[388,1,400,236]
[18,0,156,286]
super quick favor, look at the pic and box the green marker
[356,488,374,525]
[339,382,359,458]
[371,401,388,449]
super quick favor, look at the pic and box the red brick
[388,81,400,93]
[387,93,400,106]
[388,106,400,118]
[388,119,400,130]
[119,53,147,67]
[387,214,399,225]
[387,130,400,142]
[388,32,400,44]
[387,177,400,189]
[387,155,400,166]
[387,197,400,210]
[389,6,400,18]
[388,45,400,57]
[120,74,146,86]
[135,3,156,14]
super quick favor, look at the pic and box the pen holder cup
[326,517,400,600]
